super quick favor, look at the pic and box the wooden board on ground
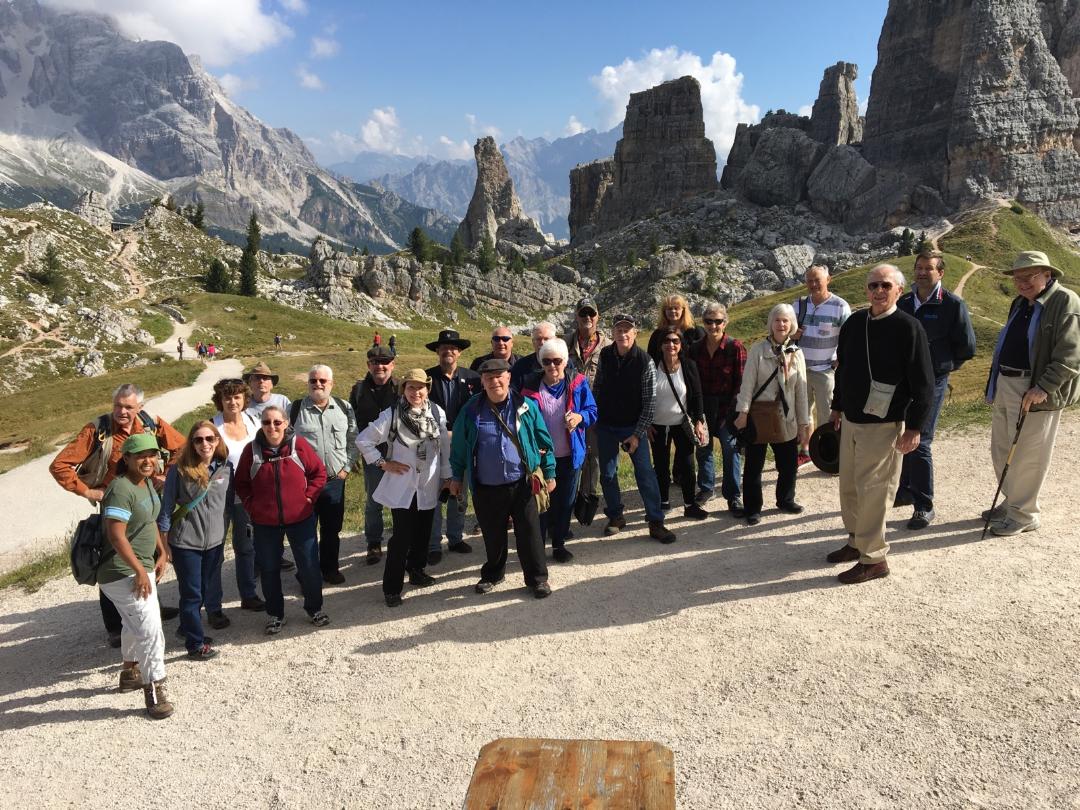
[464,737,675,809]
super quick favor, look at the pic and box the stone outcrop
[808,62,863,146]
[736,128,825,207]
[71,189,111,230]
[721,111,810,189]
[569,76,719,243]
[454,136,546,251]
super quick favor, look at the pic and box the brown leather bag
[748,399,786,444]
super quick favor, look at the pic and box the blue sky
[47,0,890,164]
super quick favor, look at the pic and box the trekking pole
[981,403,1027,541]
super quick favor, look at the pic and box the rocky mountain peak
[809,61,862,146]
[454,136,546,250]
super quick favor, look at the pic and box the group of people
[193,340,218,359]
[48,247,1079,720]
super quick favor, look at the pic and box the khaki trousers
[991,374,1062,524]
[806,368,835,430]
[839,417,903,563]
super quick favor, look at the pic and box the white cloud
[310,36,339,59]
[590,46,760,160]
[464,113,502,139]
[296,64,324,90]
[360,107,413,154]
[798,104,814,117]
[564,115,587,136]
[216,73,258,97]
[439,135,473,160]
[278,0,307,12]
[41,0,291,68]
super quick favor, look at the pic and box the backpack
[70,512,113,585]
[248,437,306,478]
[76,411,161,489]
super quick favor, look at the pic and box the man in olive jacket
[984,250,1080,536]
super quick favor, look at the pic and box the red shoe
[797,452,812,468]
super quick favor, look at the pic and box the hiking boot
[310,611,331,627]
[448,541,472,554]
[683,504,709,520]
[265,616,286,635]
[427,550,443,566]
[907,509,935,530]
[408,569,436,587]
[323,571,346,585]
[648,521,676,544]
[143,677,174,720]
[826,544,861,564]
[838,561,890,585]
[207,610,230,630]
[118,664,142,693]
[552,546,574,563]
[474,577,503,594]
[603,516,626,536]
[531,582,552,599]
[746,513,761,526]
[366,544,383,565]
[186,643,218,661]
[728,498,745,518]
[981,504,1007,522]
[384,593,402,608]
[777,501,804,514]
[240,596,266,611]
[990,517,1040,537]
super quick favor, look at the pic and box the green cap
[122,433,159,455]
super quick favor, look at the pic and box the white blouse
[356,404,452,510]
[653,363,688,427]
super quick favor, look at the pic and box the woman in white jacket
[357,368,452,607]
[733,304,811,525]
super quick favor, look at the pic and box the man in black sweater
[827,264,934,584]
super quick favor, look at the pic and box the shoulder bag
[660,363,710,448]
[488,401,549,514]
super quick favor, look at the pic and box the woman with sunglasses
[235,405,329,634]
[157,421,231,660]
[521,337,597,561]
[647,293,705,361]
[212,378,264,611]
[650,326,709,519]
[733,304,811,525]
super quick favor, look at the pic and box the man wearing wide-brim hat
[243,361,291,422]
[983,250,1080,535]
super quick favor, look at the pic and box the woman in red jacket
[235,405,329,635]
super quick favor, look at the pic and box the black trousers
[385,496,435,596]
[742,437,798,517]
[99,588,123,633]
[649,423,696,505]
[315,478,346,576]
[475,479,548,587]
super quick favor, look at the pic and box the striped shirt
[793,293,851,371]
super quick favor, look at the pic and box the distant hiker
[373,332,382,348]
[895,250,976,530]
[290,364,358,585]
[207,343,217,360]
[425,328,480,564]
[49,383,185,647]
[983,251,1080,536]
[196,341,205,357]
[176,337,184,360]
[646,294,705,361]
[470,326,523,373]
[157,421,232,661]
[234,405,330,635]
[349,346,399,565]
[274,333,282,351]
[211,377,264,610]
[388,334,396,355]
[100,432,173,719]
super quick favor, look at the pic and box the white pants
[991,374,1062,524]
[99,575,166,684]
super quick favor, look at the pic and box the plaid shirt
[692,335,746,413]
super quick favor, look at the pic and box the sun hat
[122,433,159,455]
[1006,250,1063,280]
[809,423,840,475]
[242,361,279,385]
[400,368,431,388]
[425,328,471,352]
[478,358,511,374]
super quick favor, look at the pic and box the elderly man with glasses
[510,321,576,392]
[565,297,611,521]
[826,264,934,584]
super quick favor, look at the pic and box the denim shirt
[474,396,525,485]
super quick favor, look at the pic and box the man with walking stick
[983,251,1080,536]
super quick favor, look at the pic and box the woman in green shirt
[99,432,174,720]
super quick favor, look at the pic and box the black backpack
[70,512,113,585]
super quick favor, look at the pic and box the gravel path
[1,419,1078,808]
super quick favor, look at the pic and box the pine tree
[440,263,452,288]
[192,202,205,232]
[625,248,638,266]
[238,210,261,296]
[32,242,63,293]
[408,226,431,262]
[914,230,928,255]
[477,234,497,274]
[509,253,525,275]
[529,252,544,272]
[649,235,660,255]
[596,254,609,283]
[898,228,915,257]
[449,232,466,267]
[205,257,231,293]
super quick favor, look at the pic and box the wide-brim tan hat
[243,360,279,385]
[400,368,431,388]
[1005,250,1063,280]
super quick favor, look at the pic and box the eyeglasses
[308,378,330,384]
[492,335,513,342]
[192,435,218,445]
[1013,271,1047,284]
[541,358,564,366]
[261,419,285,427]
[866,281,895,291]
[703,318,726,326]
[577,310,597,318]
[662,338,682,345]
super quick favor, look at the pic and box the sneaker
[796,452,812,468]
[240,596,266,611]
[552,546,574,563]
[366,544,382,566]
[448,541,472,554]
[603,516,627,536]
[990,517,1040,537]
[265,617,286,635]
[118,665,142,693]
[648,521,676,544]
[980,504,1007,522]
[323,571,346,585]
[186,643,218,660]
[407,569,436,587]
[777,501,804,514]
[728,498,745,518]
[384,593,402,608]
[531,582,552,599]
[427,550,443,566]
[206,610,230,630]
[683,504,709,520]
[279,558,295,572]
[907,509,935,530]
[310,611,330,627]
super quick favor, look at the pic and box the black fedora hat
[425,328,471,352]
[809,422,840,475]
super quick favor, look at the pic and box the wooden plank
[464,737,675,809]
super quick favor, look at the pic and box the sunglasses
[703,318,726,326]
[866,281,895,291]
[492,335,513,342]
[541,358,564,366]
[662,338,682,345]
[308,378,330,384]
[192,435,218,445]
[250,375,272,382]
[577,310,597,318]
[261,419,285,427]
[369,359,392,366]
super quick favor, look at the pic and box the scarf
[398,398,439,443]
[769,337,797,379]
[543,378,567,400]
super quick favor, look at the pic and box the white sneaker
[990,517,1040,537]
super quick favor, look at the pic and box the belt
[998,365,1031,378]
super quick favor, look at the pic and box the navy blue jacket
[425,365,481,428]
[897,285,976,378]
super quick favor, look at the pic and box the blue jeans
[170,543,224,652]
[230,501,259,601]
[539,455,580,548]
[899,373,948,511]
[696,422,742,502]
[429,480,467,552]
[252,515,323,620]
[362,462,388,546]
[597,424,664,523]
